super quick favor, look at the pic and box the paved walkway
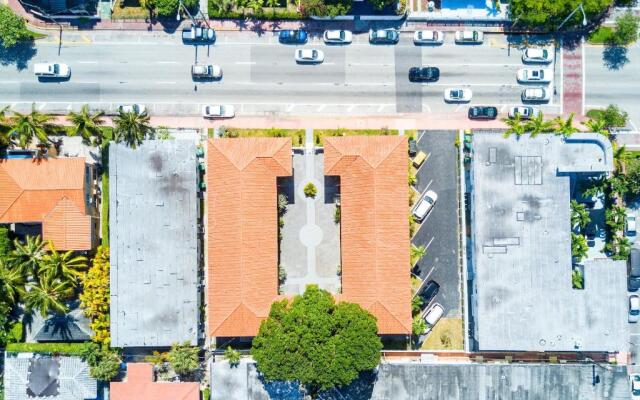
[562,38,584,116]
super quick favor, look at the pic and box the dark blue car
[279,30,308,44]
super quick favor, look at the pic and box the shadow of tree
[602,45,629,70]
[0,40,38,71]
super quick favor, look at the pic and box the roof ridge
[0,167,25,218]
[371,300,409,332]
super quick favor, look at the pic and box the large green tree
[0,5,32,48]
[509,0,612,30]
[168,342,200,376]
[113,110,153,149]
[39,247,88,287]
[251,285,382,395]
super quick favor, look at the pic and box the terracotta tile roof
[110,363,199,400]
[324,136,412,334]
[207,138,292,337]
[0,158,93,250]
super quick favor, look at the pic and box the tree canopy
[0,5,32,48]
[251,285,382,395]
[509,0,612,30]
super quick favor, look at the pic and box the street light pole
[558,3,588,30]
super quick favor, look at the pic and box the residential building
[469,133,627,352]
[0,157,98,250]
[26,304,93,343]
[109,140,199,347]
[110,363,199,400]
[3,353,97,400]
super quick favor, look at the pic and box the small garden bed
[220,127,305,147]
[112,0,150,19]
[420,317,463,350]
[588,26,615,44]
[314,128,398,147]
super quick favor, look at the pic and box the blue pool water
[4,151,35,159]
[441,0,487,9]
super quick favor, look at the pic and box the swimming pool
[4,150,35,159]
[441,0,487,9]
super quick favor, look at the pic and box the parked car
[413,190,438,222]
[422,303,444,335]
[182,24,215,43]
[408,139,418,157]
[409,66,440,82]
[369,29,399,44]
[629,248,640,291]
[627,213,637,236]
[295,49,324,64]
[521,87,551,102]
[191,64,222,80]
[323,30,352,44]
[517,68,553,83]
[444,88,472,102]
[468,106,498,120]
[418,280,440,307]
[454,30,483,44]
[202,105,235,118]
[279,29,308,44]
[413,30,444,45]
[508,106,540,119]
[631,374,640,400]
[413,151,427,168]
[117,104,146,115]
[522,47,554,63]
[630,295,640,323]
[34,63,70,79]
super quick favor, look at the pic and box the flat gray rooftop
[210,360,630,400]
[110,140,199,347]
[470,133,627,352]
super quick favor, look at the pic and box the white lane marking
[234,61,256,65]
[78,61,98,64]
[155,61,179,64]
[156,81,177,85]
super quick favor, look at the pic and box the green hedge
[6,342,93,356]
[207,8,302,20]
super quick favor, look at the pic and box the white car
[631,374,640,400]
[454,30,483,44]
[191,64,222,79]
[422,303,444,335]
[630,295,640,323]
[508,106,540,119]
[323,30,352,44]
[34,63,71,79]
[521,87,551,102]
[413,190,438,222]
[118,104,147,115]
[295,49,324,64]
[522,47,554,63]
[444,88,472,102]
[202,105,235,119]
[517,68,552,83]
[413,30,444,44]
[627,213,637,236]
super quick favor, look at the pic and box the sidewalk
[562,39,584,116]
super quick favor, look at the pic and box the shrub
[148,0,198,17]
[614,11,640,45]
[0,225,12,258]
[304,183,317,198]
[79,246,111,345]
[412,315,427,335]
[572,268,584,289]
[334,206,341,224]
[8,322,23,343]
[168,342,199,376]
[277,194,288,215]
[80,342,121,381]
[6,342,94,356]
[224,346,241,366]
[0,5,33,48]
[278,264,286,284]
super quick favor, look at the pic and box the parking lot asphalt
[412,130,461,318]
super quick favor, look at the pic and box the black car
[409,67,440,82]
[408,139,418,157]
[468,106,498,120]
[278,30,308,44]
[418,280,440,306]
[629,248,640,291]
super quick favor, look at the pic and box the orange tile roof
[324,136,412,334]
[0,158,93,250]
[207,138,292,337]
[110,363,199,400]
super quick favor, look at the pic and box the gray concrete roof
[109,140,199,347]
[210,360,630,400]
[470,133,627,352]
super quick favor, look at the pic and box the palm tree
[10,104,55,149]
[502,114,526,138]
[39,247,88,287]
[113,110,153,149]
[525,112,556,137]
[24,275,73,317]
[554,113,579,137]
[583,118,608,137]
[0,105,13,148]
[9,236,45,280]
[613,143,629,172]
[570,199,591,230]
[0,258,26,305]
[410,244,427,265]
[67,105,105,146]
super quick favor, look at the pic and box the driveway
[412,130,461,318]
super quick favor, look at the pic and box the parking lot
[412,130,462,318]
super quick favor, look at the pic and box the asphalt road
[585,42,640,131]
[0,30,561,117]
[412,130,461,318]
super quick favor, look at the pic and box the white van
[34,63,71,78]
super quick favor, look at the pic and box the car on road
[182,24,215,43]
[202,104,235,119]
[444,88,472,102]
[413,30,444,45]
[521,87,551,102]
[34,63,71,79]
[627,213,637,236]
[468,106,498,120]
[409,66,440,82]
[279,30,308,44]
[522,47,554,63]
[295,49,324,64]
[508,106,540,119]
[422,303,444,335]
[369,29,399,44]
[630,295,640,323]
[517,68,553,83]
[418,280,440,307]
[191,64,222,80]
[413,190,438,222]
[454,30,483,44]
[117,104,146,115]
[323,30,352,44]
[631,374,640,400]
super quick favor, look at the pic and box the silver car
[522,47,554,63]
[630,295,640,323]
[454,30,483,44]
[413,30,444,44]
[508,106,540,119]
[444,88,472,102]
[323,30,352,44]
[295,49,324,64]
[517,68,552,83]
[413,190,438,222]
[118,104,146,115]
[521,87,551,102]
